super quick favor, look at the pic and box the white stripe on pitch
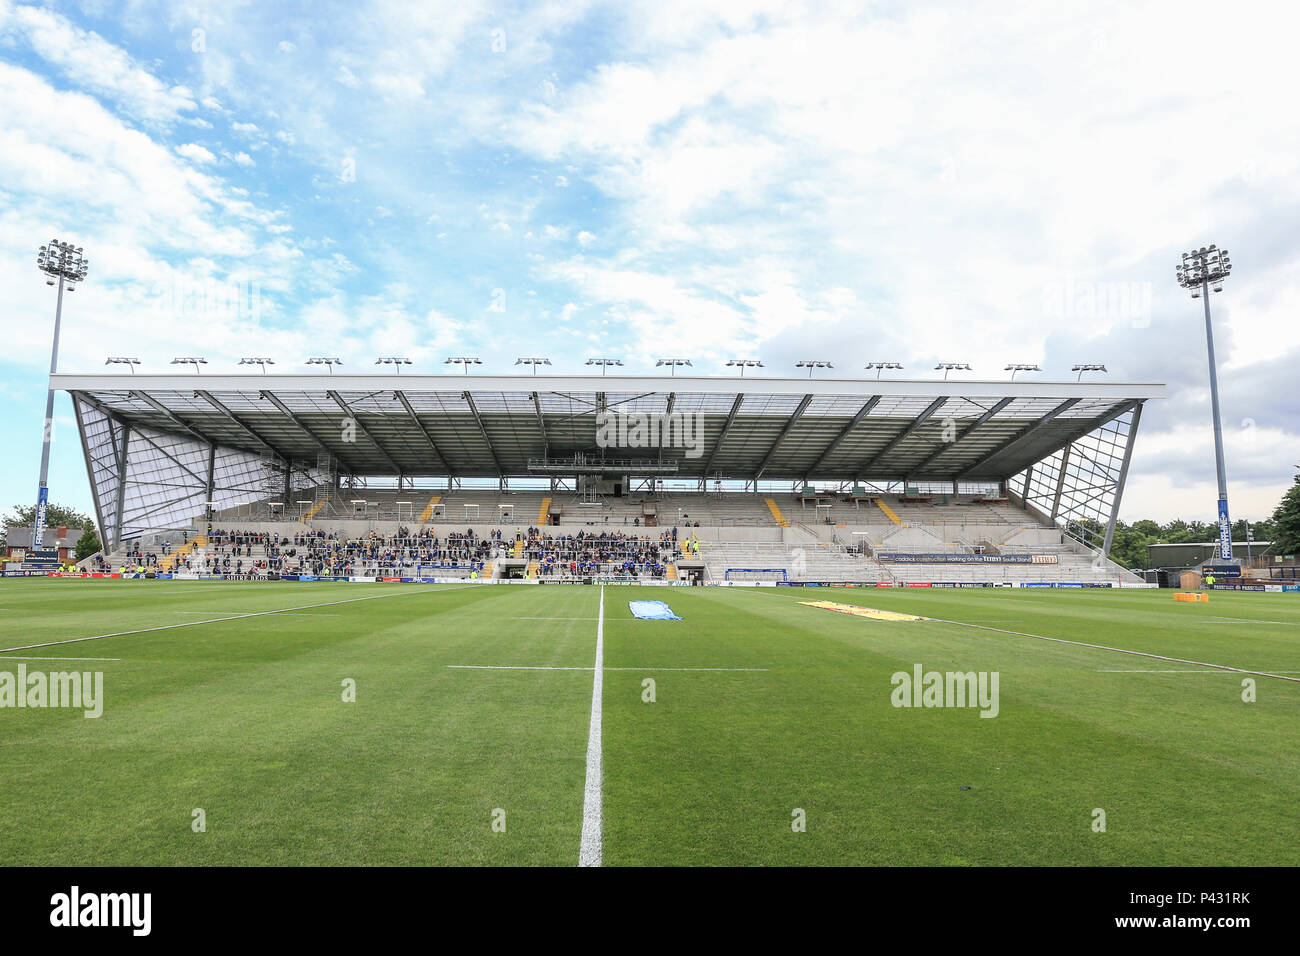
[578,586,605,867]
[447,665,768,672]
[0,655,122,661]
[1099,668,1300,674]
[0,585,465,654]
[931,617,1300,684]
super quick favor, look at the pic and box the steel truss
[1009,402,1142,554]
[74,395,322,550]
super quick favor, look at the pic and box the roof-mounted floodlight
[515,357,552,375]
[726,359,764,377]
[1004,363,1041,380]
[934,362,972,380]
[795,360,834,378]
[445,357,482,375]
[865,362,903,379]
[656,358,692,377]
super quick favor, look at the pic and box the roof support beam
[194,389,286,463]
[659,392,675,463]
[259,391,363,474]
[958,398,1081,479]
[129,390,223,448]
[70,395,114,553]
[531,392,548,458]
[463,391,504,477]
[327,391,403,474]
[1101,403,1144,558]
[803,395,881,480]
[1050,444,1072,521]
[394,390,451,473]
[754,394,813,481]
[909,397,1016,474]
[856,397,948,478]
[703,394,744,476]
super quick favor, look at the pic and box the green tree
[3,502,93,530]
[74,521,101,563]
[1232,516,1274,543]
[1106,522,1156,569]
[1131,519,1161,539]
[1270,477,1300,555]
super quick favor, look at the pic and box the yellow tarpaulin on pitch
[799,600,928,622]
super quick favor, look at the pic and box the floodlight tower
[32,239,89,549]
[239,357,275,373]
[105,357,140,373]
[586,358,623,376]
[376,357,412,373]
[1177,244,1235,559]
[306,357,343,374]
[171,357,207,373]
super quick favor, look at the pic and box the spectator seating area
[87,490,1144,584]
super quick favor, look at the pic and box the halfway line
[446,665,768,672]
[578,586,604,867]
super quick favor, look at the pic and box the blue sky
[2,0,1298,525]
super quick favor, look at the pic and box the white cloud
[0,0,197,124]
[175,142,216,164]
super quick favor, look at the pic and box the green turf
[1,579,1297,865]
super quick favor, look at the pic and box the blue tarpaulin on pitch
[628,600,681,620]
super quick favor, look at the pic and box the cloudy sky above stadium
[1,0,1297,524]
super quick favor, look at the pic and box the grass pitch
[1,580,1297,866]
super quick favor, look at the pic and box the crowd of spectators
[520,527,676,578]
[88,524,692,580]
[178,527,496,577]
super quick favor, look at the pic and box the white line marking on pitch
[447,665,768,672]
[0,586,468,654]
[1098,668,1300,674]
[578,586,605,868]
[931,617,1300,684]
[1205,617,1300,626]
[0,655,122,662]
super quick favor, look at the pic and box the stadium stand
[53,371,1161,585]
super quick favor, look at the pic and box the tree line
[1106,475,1300,569]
